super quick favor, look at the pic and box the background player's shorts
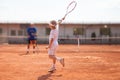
[48,45,58,55]
[28,39,37,44]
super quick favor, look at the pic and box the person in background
[26,23,37,54]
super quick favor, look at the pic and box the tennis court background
[0,22,120,80]
[0,44,120,80]
[0,23,120,44]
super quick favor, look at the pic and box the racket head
[65,1,77,18]
[59,1,77,23]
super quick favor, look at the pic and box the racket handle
[58,17,65,24]
[58,20,62,24]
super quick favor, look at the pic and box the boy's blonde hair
[50,20,57,26]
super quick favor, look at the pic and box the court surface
[0,44,120,80]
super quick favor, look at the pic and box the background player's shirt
[27,27,37,40]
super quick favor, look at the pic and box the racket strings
[63,1,77,19]
[66,1,77,14]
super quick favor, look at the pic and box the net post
[77,38,80,51]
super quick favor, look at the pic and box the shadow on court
[37,72,52,80]
[37,72,62,80]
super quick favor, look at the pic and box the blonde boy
[46,19,65,72]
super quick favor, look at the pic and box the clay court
[0,44,120,80]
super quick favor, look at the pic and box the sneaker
[60,58,65,67]
[48,67,56,72]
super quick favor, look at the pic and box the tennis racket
[60,1,77,22]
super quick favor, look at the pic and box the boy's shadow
[37,72,52,80]
[37,72,62,80]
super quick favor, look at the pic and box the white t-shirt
[49,25,59,46]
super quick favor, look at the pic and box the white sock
[56,57,61,62]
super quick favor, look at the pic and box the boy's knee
[49,55,55,59]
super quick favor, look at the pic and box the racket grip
[58,19,62,24]
[58,17,65,24]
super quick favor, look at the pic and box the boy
[26,23,37,54]
[46,19,65,72]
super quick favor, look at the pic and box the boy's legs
[48,46,57,71]
[48,46,65,72]
[49,55,56,67]
[48,55,64,72]
[56,57,65,67]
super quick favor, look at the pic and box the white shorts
[48,45,58,55]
